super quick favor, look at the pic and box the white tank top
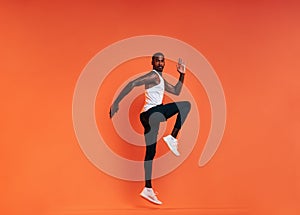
[143,70,165,111]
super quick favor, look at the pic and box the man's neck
[153,69,163,75]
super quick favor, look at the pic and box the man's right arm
[109,72,156,118]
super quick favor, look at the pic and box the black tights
[139,101,191,188]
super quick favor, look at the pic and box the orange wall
[1,1,300,215]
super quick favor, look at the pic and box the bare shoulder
[149,71,161,84]
[130,70,159,87]
[142,71,160,88]
[142,70,160,82]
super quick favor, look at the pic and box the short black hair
[152,52,164,61]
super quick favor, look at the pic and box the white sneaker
[140,187,162,205]
[163,135,180,156]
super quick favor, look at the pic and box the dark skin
[109,55,186,118]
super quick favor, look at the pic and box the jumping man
[109,52,191,205]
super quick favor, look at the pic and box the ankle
[171,128,180,138]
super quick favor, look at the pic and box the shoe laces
[148,189,159,196]
[152,191,159,200]
[172,139,178,148]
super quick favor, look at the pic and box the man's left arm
[165,58,186,95]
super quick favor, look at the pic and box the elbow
[175,86,182,95]
[174,84,183,95]
[174,90,181,96]
[127,81,135,90]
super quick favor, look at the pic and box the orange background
[1,0,300,215]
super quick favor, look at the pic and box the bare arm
[109,72,157,118]
[165,58,186,95]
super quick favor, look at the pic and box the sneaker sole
[140,193,162,205]
[163,137,180,156]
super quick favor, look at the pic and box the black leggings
[139,101,191,188]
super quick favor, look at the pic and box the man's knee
[182,101,191,113]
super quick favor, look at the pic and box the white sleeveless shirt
[143,70,165,111]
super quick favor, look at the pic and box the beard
[155,66,164,72]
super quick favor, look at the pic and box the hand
[109,102,119,118]
[177,58,186,74]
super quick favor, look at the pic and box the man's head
[152,52,165,72]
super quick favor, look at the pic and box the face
[152,55,165,72]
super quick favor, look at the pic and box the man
[109,52,191,205]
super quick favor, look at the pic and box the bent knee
[183,101,191,111]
